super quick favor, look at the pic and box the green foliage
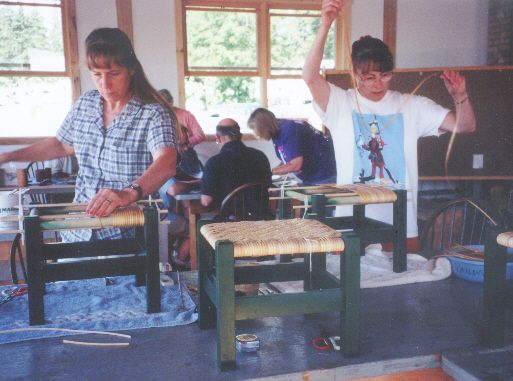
[0,5,63,69]
[187,10,257,68]
[186,8,333,105]
[185,76,257,108]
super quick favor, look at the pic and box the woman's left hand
[440,70,467,100]
[85,188,134,217]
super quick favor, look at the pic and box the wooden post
[383,0,397,58]
[116,0,134,44]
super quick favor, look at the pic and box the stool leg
[305,253,326,291]
[279,198,294,263]
[25,216,45,325]
[135,226,146,286]
[341,232,360,356]
[483,226,506,347]
[216,240,236,371]
[392,189,407,273]
[144,207,161,313]
[198,220,216,329]
[353,204,366,257]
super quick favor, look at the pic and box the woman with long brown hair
[0,28,178,242]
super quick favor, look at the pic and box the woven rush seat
[496,231,513,248]
[200,218,344,258]
[339,184,397,205]
[284,183,397,205]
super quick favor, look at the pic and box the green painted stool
[278,184,407,273]
[24,206,161,326]
[197,218,360,371]
[483,227,513,347]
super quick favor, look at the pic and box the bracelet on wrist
[455,95,468,105]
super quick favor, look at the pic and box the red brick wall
[488,0,513,65]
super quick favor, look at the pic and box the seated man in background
[200,118,272,209]
[172,118,272,268]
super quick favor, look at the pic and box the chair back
[420,198,498,258]
[26,161,49,204]
[218,182,270,222]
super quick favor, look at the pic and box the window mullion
[61,0,80,101]
[258,2,269,108]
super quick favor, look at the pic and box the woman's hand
[440,70,467,102]
[85,188,136,217]
[321,0,347,25]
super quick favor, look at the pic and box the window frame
[0,0,80,144]
[175,0,350,112]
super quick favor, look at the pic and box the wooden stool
[197,218,360,371]
[278,184,407,272]
[483,227,513,346]
[24,206,161,325]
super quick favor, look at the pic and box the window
[177,1,346,134]
[0,0,79,139]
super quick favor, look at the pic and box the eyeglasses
[358,71,393,85]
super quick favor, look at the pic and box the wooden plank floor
[351,368,455,381]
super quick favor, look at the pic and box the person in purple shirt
[248,108,336,185]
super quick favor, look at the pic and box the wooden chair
[483,226,513,347]
[9,232,27,285]
[26,161,50,205]
[218,182,271,222]
[419,198,498,258]
[24,206,161,325]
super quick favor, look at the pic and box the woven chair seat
[200,218,344,258]
[345,184,397,204]
[497,231,513,248]
[285,184,397,205]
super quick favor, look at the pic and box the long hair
[85,28,177,127]
[247,108,279,139]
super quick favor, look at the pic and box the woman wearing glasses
[302,0,476,249]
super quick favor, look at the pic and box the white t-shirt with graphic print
[314,83,450,238]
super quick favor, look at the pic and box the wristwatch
[125,183,143,201]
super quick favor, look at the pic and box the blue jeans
[158,177,178,221]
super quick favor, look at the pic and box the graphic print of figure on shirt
[362,120,385,179]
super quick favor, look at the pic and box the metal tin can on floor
[236,334,260,352]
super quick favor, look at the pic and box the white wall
[132,0,178,99]
[75,0,117,92]
[396,0,488,68]
[351,0,385,42]
[350,0,488,68]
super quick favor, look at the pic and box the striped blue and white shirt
[57,90,176,241]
